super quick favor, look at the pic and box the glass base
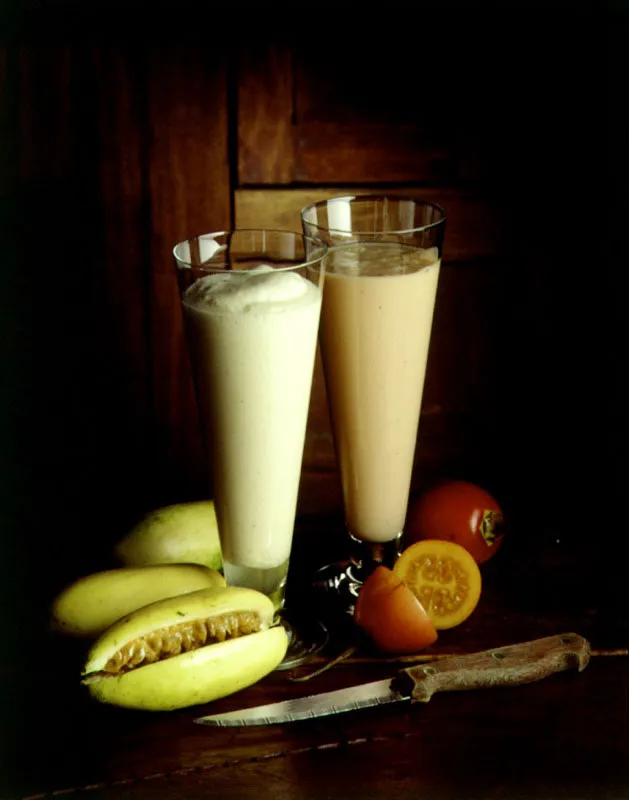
[222,558,289,602]
[222,559,328,669]
[311,560,362,616]
[275,610,329,670]
[311,532,403,617]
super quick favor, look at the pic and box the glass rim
[301,194,446,237]
[173,228,328,271]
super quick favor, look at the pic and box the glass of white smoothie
[301,196,446,610]
[173,230,328,666]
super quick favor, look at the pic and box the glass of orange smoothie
[302,196,446,609]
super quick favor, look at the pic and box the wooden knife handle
[396,633,590,703]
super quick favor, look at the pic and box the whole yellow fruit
[115,501,222,572]
[51,564,225,638]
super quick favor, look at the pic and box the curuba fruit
[406,480,504,564]
[354,566,438,654]
[393,540,482,630]
[51,564,225,638]
[115,501,222,572]
[81,586,288,711]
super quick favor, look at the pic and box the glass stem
[347,532,403,582]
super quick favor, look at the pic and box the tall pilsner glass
[173,230,328,666]
[302,196,446,608]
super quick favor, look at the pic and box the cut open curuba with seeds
[87,610,263,678]
[81,586,288,711]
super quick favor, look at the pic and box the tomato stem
[480,509,503,547]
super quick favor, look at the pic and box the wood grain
[294,123,476,184]
[0,46,159,657]
[400,634,590,702]
[237,44,294,185]
[236,35,484,185]
[147,45,231,502]
[0,44,234,654]
[89,47,154,518]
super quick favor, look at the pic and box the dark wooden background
[0,4,625,666]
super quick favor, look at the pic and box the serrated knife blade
[195,678,407,727]
[194,633,590,727]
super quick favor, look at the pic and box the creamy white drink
[183,267,322,598]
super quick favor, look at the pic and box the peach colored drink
[317,243,440,543]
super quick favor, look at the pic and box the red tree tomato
[354,566,438,654]
[406,480,504,564]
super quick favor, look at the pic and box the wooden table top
[1,516,627,800]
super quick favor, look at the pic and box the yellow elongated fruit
[114,501,222,571]
[51,564,225,638]
[81,586,288,711]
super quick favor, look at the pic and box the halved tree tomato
[354,566,438,654]
[393,540,482,630]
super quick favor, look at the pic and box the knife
[194,633,590,727]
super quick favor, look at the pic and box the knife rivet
[491,651,505,660]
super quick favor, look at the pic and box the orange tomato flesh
[354,566,438,654]
[393,540,482,630]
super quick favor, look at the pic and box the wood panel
[235,187,508,262]
[236,17,606,189]
[7,46,106,584]
[292,123,477,185]
[0,46,158,655]
[236,28,489,186]
[147,45,231,503]
[89,47,154,523]
[237,44,294,185]
[0,43,233,658]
